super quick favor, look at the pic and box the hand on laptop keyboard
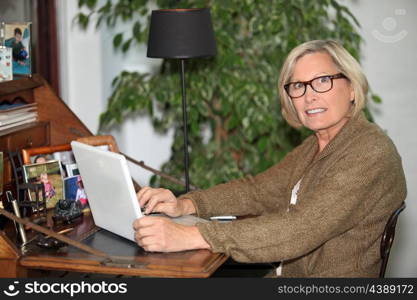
[137,186,196,217]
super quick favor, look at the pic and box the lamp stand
[180,59,190,193]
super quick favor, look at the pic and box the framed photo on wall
[4,22,32,76]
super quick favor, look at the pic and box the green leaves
[75,13,90,29]
[371,94,382,104]
[77,0,378,189]
[133,21,142,42]
[122,38,132,53]
[113,33,123,48]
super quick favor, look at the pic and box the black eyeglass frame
[284,73,347,99]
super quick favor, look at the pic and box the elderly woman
[134,40,407,277]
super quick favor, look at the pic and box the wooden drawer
[0,121,50,151]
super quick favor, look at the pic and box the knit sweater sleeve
[195,134,407,263]
[178,142,309,218]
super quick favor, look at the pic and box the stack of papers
[0,102,38,132]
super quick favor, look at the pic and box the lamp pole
[146,8,217,194]
[180,59,190,193]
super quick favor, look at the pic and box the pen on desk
[57,228,75,235]
[210,216,237,221]
[6,191,27,244]
[45,227,74,239]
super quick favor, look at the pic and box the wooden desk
[1,75,92,212]
[0,212,228,278]
[0,76,228,278]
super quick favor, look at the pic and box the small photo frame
[64,175,88,209]
[0,47,13,82]
[64,176,78,201]
[65,163,79,177]
[32,154,54,164]
[23,160,64,209]
[4,22,32,76]
[21,144,71,164]
[52,150,75,165]
[75,135,119,152]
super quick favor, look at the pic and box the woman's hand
[133,216,210,252]
[136,187,196,217]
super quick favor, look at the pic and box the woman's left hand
[133,216,210,252]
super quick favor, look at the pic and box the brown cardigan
[181,113,407,277]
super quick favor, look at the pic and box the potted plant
[77,0,380,191]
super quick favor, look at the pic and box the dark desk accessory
[18,183,47,224]
[0,206,108,258]
[36,233,67,249]
[5,190,27,244]
[8,150,47,221]
[8,149,27,203]
[36,227,74,249]
[53,199,83,224]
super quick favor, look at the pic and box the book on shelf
[0,102,38,131]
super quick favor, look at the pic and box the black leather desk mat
[68,228,145,257]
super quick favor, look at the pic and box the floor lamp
[147,8,217,192]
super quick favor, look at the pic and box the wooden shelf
[0,76,43,96]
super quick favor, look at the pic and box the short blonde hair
[278,40,368,128]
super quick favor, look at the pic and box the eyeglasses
[284,73,347,99]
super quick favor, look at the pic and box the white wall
[344,0,417,277]
[56,1,104,132]
[57,0,173,186]
[56,0,417,276]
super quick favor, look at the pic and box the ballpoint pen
[210,216,237,221]
[6,190,27,244]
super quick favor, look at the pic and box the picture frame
[21,136,118,167]
[3,22,32,76]
[75,135,119,153]
[65,163,79,177]
[52,150,75,165]
[23,160,64,209]
[21,144,72,165]
[0,46,13,82]
[64,175,89,209]
[20,136,124,209]
[63,176,78,201]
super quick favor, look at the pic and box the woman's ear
[349,83,355,102]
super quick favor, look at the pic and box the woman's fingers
[137,186,151,207]
[136,186,151,199]
[136,236,158,251]
[144,194,164,214]
[133,217,166,250]
[137,188,178,214]
[137,187,160,209]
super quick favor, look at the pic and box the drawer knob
[26,136,33,147]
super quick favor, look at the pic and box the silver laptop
[71,141,142,241]
[71,141,207,242]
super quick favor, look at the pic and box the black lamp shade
[147,8,217,59]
